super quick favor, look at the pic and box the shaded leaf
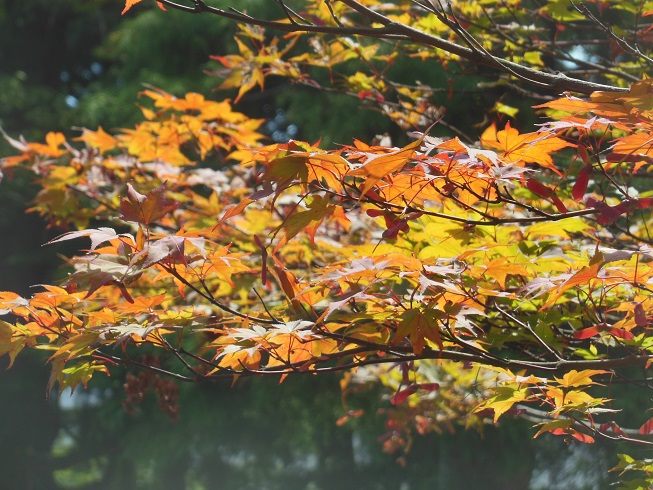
[142,236,187,268]
[120,183,179,225]
[394,309,445,355]
[635,303,648,327]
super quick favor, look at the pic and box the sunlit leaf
[122,0,145,15]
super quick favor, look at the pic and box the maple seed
[526,178,552,199]
[526,178,566,213]
[573,165,592,202]
[634,303,648,327]
[391,385,418,405]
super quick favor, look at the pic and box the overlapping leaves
[2,5,653,482]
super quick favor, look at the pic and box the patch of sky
[65,95,79,108]
[263,106,299,143]
[561,45,591,70]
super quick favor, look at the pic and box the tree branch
[154,0,627,95]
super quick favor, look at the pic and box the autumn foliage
[3,0,653,486]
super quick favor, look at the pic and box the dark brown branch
[153,0,627,95]
[572,1,653,66]
[201,348,653,378]
[332,181,600,226]
[162,263,277,325]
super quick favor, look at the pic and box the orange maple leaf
[28,132,67,158]
[612,132,653,158]
[481,122,574,175]
[122,0,164,14]
[349,138,423,196]
[122,0,144,15]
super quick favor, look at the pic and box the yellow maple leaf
[76,126,117,153]
[475,385,529,423]
[540,258,603,309]
[555,369,609,388]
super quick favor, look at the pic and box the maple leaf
[142,236,187,268]
[0,320,25,368]
[113,293,167,314]
[472,256,530,289]
[59,362,109,394]
[0,292,30,316]
[572,325,603,339]
[266,320,314,341]
[634,302,648,327]
[534,96,604,114]
[573,324,634,340]
[211,38,267,102]
[573,165,592,201]
[103,322,171,344]
[120,183,179,225]
[611,132,653,159]
[68,254,142,302]
[533,419,574,438]
[638,417,653,435]
[349,138,423,196]
[48,228,135,252]
[75,126,117,153]
[540,254,604,309]
[555,369,609,388]
[475,385,529,423]
[27,131,67,157]
[219,198,254,223]
[481,122,574,174]
[394,309,446,355]
[278,195,341,244]
[525,178,567,213]
[122,0,144,15]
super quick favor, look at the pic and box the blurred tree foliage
[51,370,542,489]
[0,0,114,137]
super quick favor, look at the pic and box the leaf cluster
[2,0,653,485]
